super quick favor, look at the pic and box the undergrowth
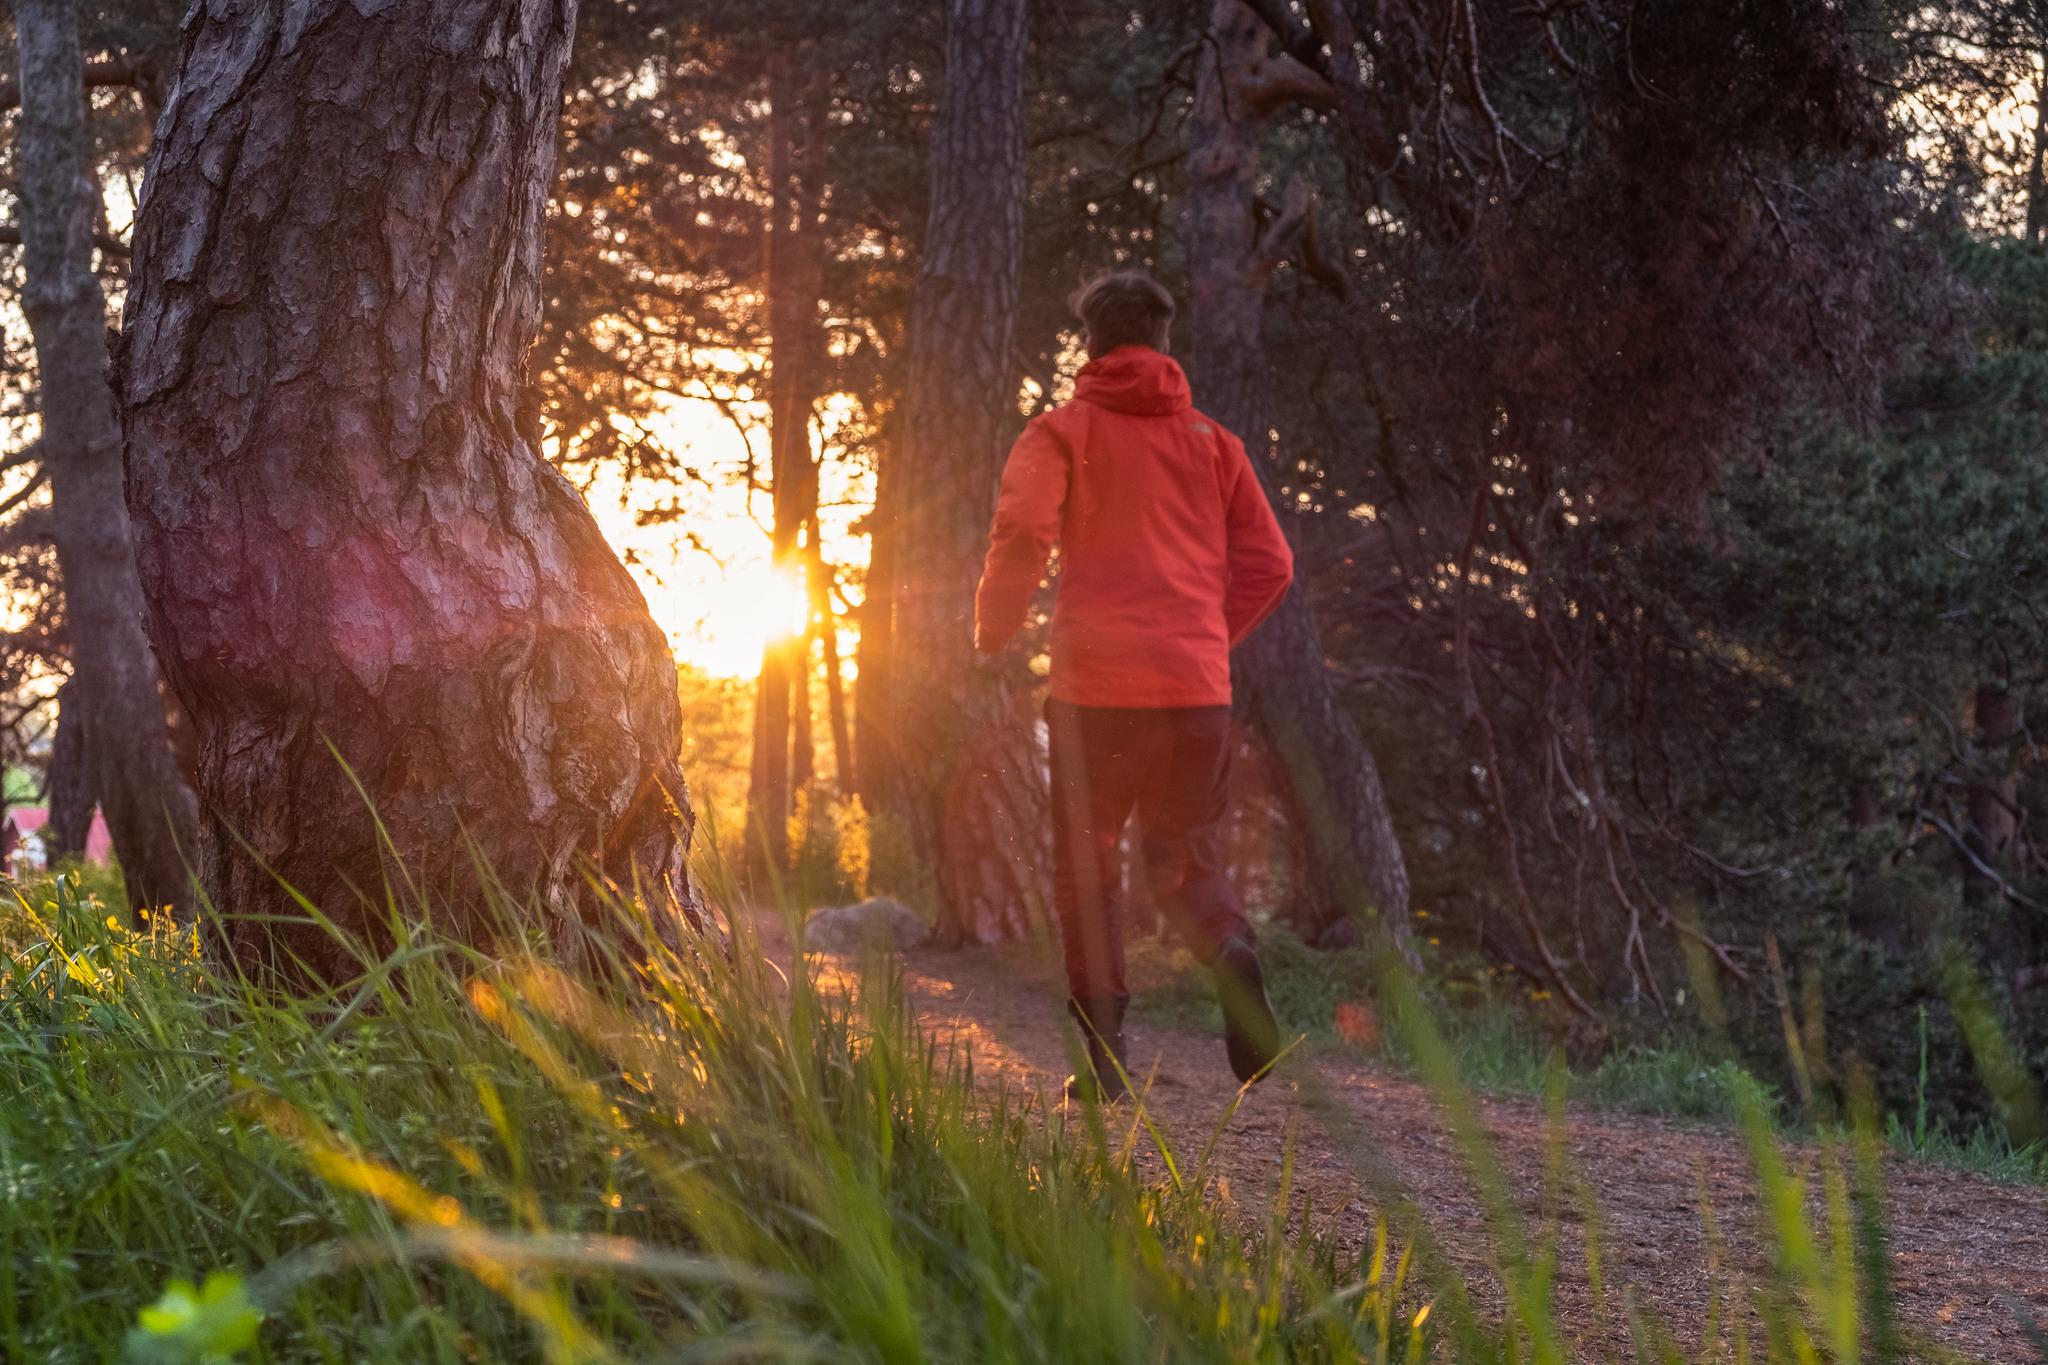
[0,870,1415,1363]
[0,860,2035,1361]
[1129,928,2048,1183]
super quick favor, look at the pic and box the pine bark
[1186,0,1414,957]
[119,0,695,977]
[14,0,200,912]
[878,0,1045,943]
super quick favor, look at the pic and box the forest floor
[778,925,2048,1361]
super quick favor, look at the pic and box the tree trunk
[1966,683,2020,905]
[46,677,96,861]
[878,0,1045,943]
[855,446,898,803]
[790,522,816,793]
[119,0,695,978]
[746,58,822,876]
[2026,43,2047,250]
[14,0,199,914]
[808,530,855,792]
[749,646,793,870]
[790,633,816,793]
[1186,0,1414,959]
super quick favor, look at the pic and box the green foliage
[1,878,1430,1362]
[1886,1111,2048,1184]
[1574,1049,1778,1129]
[1,867,200,1031]
[1142,917,2048,1198]
[2,765,38,803]
[1699,236,2048,1129]
[1426,229,2048,1142]
[7,855,131,923]
[675,665,757,872]
[1128,926,1383,1040]
[1133,929,1778,1130]
[124,1273,263,1365]
[863,799,940,918]
[12,828,2040,1360]
[785,783,871,908]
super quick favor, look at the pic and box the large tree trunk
[876,0,1045,943]
[118,0,695,978]
[1186,0,1414,958]
[14,0,199,913]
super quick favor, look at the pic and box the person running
[974,268,1295,1100]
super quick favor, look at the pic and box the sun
[641,561,809,680]
[573,393,865,681]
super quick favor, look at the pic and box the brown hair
[1071,269,1175,357]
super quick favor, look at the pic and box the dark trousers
[1046,699,1251,1001]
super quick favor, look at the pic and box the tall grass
[0,858,2032,1362]
[0,869,1411,1363]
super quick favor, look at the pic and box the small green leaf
[123,1271,263,1363]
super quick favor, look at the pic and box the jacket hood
[1073,345,1192,416]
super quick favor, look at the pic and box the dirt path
[842,941,2047,1362]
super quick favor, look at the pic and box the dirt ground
[802,934,2048,1362]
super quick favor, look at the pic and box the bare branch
[1238,45,1338,118]
[1536,11,1587,77]
[1253,179,1349,298]
[0,221,132,259]
[1454,490,1601,1021]
[1252,177,1315,278]
[0,57,156,114]
[0,470,51,521]
[1304,0,1477,238]
[1457,0,1544,178]
[1299,198,1348,295]
[1919,806,2048,914]
[1240,0,1331,78]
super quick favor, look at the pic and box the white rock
[802,897,927,953]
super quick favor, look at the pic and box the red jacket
[974,346,1295,708]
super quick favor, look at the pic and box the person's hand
[970,633,1020,684]
[970,643,1029,701]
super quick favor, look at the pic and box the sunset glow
[642,559,811,680]
[578,394,873,679]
